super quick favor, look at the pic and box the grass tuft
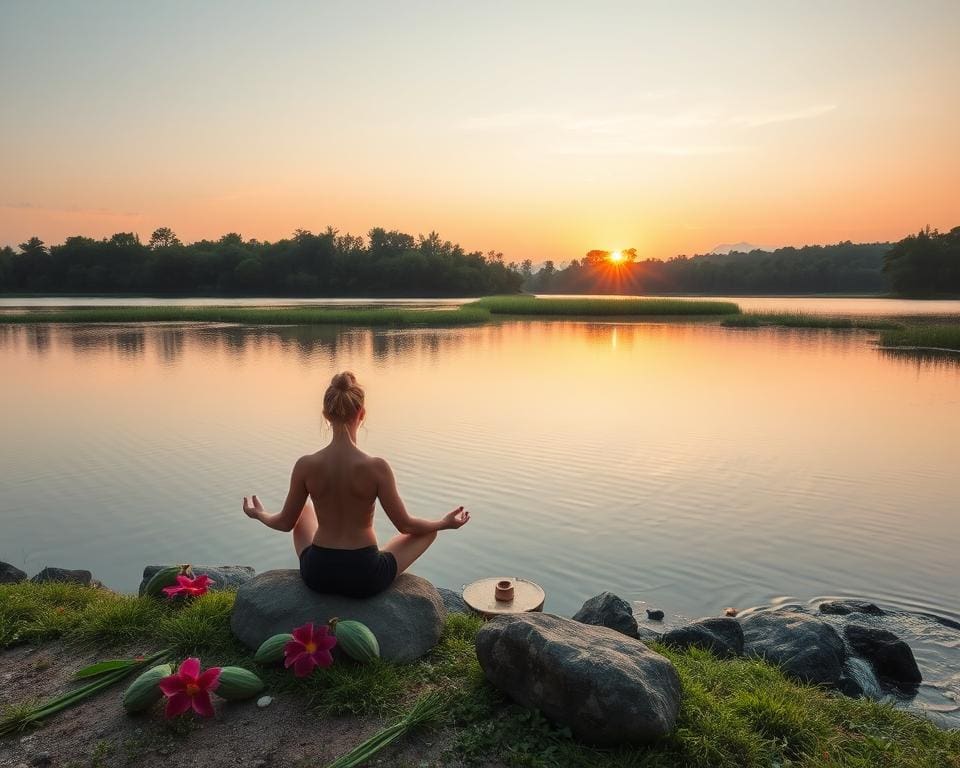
[721,312,903,330]
[470,296,741,316]
[879,324,960,351]
[0,305,492,327]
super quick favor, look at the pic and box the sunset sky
[1,1,958,263]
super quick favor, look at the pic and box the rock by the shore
[437,587,471,615]
[475,613,681,745]
[231,570,446,663]
[0,561,27,584]
[819,600,885,617]
[572,592,639,639]
[138,565,255,595]
[29,567,94,586]
[635,625,663,643]
[662,617,744,657]
[843,623,921,687]
[740,611,846,685]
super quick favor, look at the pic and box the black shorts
[298,544,398,599]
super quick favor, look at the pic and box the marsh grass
[470,296,741,316]
[721,312,903,330]
[880,324,960,351]
[2,584,957,767]
[0,305,492,327]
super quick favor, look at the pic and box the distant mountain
[709,241,765,255]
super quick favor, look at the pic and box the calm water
[1,317,959,722]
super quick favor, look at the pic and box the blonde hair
[323,371,365,424]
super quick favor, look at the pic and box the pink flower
[158,657,221,718]
[162,574,214,599]
[283,622,337,677]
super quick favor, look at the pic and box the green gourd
[144,564,193,598]
[329,618,380,664]
[254,633,294,664]
[214,667,265,700]
[122,663,174,713]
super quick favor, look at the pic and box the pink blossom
[158,657,221,718]
[283,622,337,677]
[162,574,214,599]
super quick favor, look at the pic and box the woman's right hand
[442,506,470,530]
[242,494,265,521]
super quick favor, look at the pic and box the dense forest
[527,242,893,295]
[2,226,957,297]
[0,227,524,296]
[881,227,960,296]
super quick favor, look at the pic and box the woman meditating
[242,371,470,598]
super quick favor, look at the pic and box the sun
[609,250,624,263]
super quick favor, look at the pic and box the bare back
[300,442,381,549]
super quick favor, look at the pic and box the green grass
[1,584,957,767]
[468,296,741,316]
[721,312,903,330]
[0,305,492,327]
[879,324,960,351]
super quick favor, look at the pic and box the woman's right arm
[374,458,470,535]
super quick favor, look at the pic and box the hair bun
[323,371,364,424]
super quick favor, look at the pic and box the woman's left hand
[242,494,265,520]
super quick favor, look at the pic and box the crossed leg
[381,530,437,575]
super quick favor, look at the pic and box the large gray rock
[438,587,471,615]
[572,592,639,638]
[475,613,681,745]
[740,611,846,685]
[662,617,743,657]
[0,561,27,584]
[231,570,446,663]
[843,624,921,687]
[139,564,255,595]
[819,600,884,617]
[30,567,94,586]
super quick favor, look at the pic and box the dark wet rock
[231,570,445,663]
[843,623,921,687]
[475,613,681,745]
[0,561,27,584]
[438,587,471,615]
[662,617,744,657]
[646,608,665,621]
[29,567,94,586]
[819,600,885,617]
[636,625,663,643]
[836,675,864,698]
[740,611,846,685]
[572,592,639,638]
[139,564,255,595]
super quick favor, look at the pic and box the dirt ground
[0,642,491,768]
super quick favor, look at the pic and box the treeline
[882,227,960,296]
[0,227,524,296]
[528,241,893,295]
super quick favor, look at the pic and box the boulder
[438,587,471,615]
[819,600,884,617]
[572,592,638,638]
[662,617,744,657]
[0,561,27,584]
[139,565,255,595]
[475,613,681,745]
[30,567,94,586]
[740,611,846,685]
[636,625,663,644]
[843,624,921,687]
[231,570,445,663]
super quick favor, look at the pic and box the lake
[1,305,958,723]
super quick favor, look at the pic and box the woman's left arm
[243,458,309,532]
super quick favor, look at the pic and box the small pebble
[30,753,52,767]
[257,695,273,708]
[646,608,665,621]
[724,607,739,617]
